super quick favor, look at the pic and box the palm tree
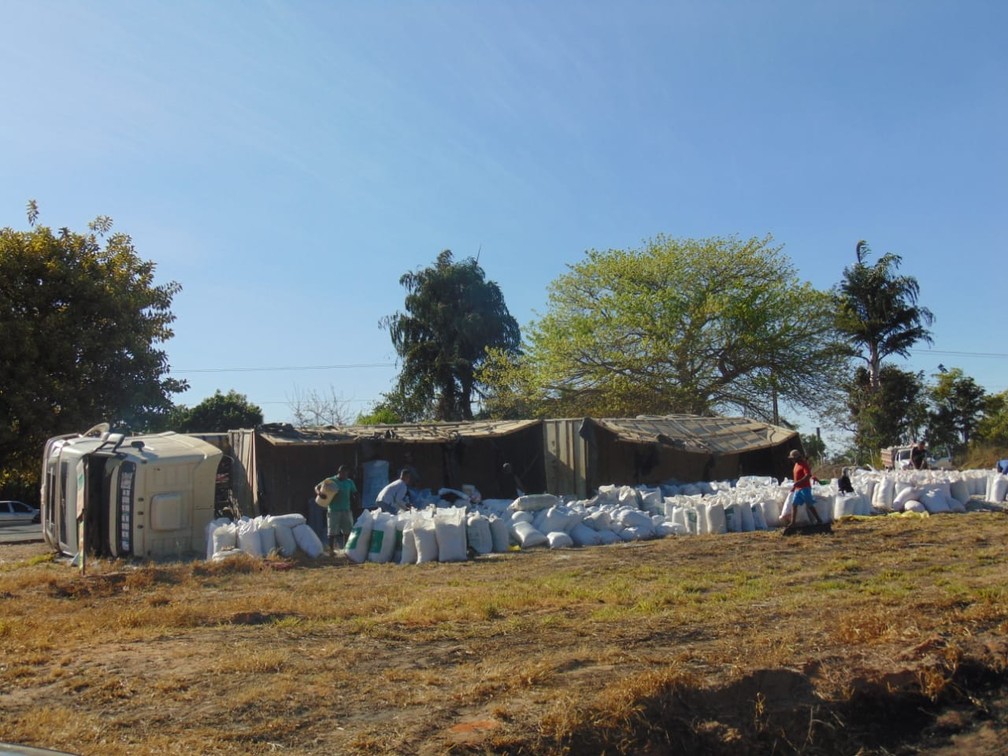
[383,250,521,421]
[836,241,933,391]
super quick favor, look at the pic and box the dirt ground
[1,510,1007,754]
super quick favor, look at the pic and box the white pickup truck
[880,445,953,471]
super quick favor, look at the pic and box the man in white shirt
[374,468,414,514]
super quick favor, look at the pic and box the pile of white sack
[205,468,1008,564]
[204,513,326,562]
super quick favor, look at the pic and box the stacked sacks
[206,513,323,561]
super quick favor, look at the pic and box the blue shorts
[793,487,814,506]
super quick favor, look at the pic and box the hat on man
[788,449,801,460]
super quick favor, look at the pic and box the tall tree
[482,235,847,420]
[0,204,185,482]
[383,250,521,421]
[845,364,924,451]
[835,240,933,391]
[975,390,1008,446]
[926,367,986,448]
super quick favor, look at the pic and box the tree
[482,235,846,420]
[801,432,826,463]
[975,390,1008,446]
[835,241,933,391]
[287,385,350,428]
[0,204,185,487]
[171,390,263,432]
[383,250,521,421]
[926,368,986,449]
[845,364,924,451]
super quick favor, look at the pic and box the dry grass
[1,512,1007,754]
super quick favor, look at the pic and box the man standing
[784,449,822,527]
[911,441,928,470]
[374,468,414,514]
[315,465,358,553]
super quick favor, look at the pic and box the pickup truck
[880,445,953,471]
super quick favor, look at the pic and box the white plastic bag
[435,507,468,562]
[344,510,374,564]
[367,512,397,563]
[466,513,493,555]
[292,522,324,558]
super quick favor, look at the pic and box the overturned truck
[41,424,233,559]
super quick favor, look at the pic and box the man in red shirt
[784,449,822,526]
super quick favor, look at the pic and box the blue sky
[2,1,1005,440]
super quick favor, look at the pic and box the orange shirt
[793,460,812,490]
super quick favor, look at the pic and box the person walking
[315,465,358,553]
[784,449,822,527]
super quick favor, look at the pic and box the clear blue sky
[3,1,1005,440]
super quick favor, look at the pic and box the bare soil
[1,511,1007,754]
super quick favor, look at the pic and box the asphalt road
[0,522,44,544]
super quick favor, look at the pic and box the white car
[0,500,40,525]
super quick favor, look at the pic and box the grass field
[1,509,1007,754]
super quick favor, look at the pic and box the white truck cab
[41,426,227,559]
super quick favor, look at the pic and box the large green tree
[975,390,1008,446]
[482,235,846,420]
[926,367,986,449]
[845,364,924,451]
[383,250,521,421]
[835,241,933,391]
[166,390,264,433]
[0,203,185,485]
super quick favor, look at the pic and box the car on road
[0,500,41,525]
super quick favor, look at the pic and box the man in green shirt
[315,464,358,553]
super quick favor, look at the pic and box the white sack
[570,522,601,546]
[435,507,468,562]
[596,529,620,545]
[237,519,266,558]
[400,525,418,565]
[547,531,574,549]
[269,513,307,529]
[292,523,324,558]
[344,510,374,564]
[368,513,398,563]
[705,501,727,535]
[258,522,277,555]
[205,517,232,560]
[583,509,612,531]
[511,521,548,548]
[414,516,439,563]
[211,523,237,558]
[270,521,297,557]
[466,513,493,555]
[949,479,970,505]
[489,515,511,553]
[511,493,560,512]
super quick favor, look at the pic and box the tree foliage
[835,241,933,391]
[383,250,521,421]
[845,364,924,451]
[926,368,986,449]
[975,390,1008,446]
[481,235,846,420]
[0,205,185,484]
[167,390,263,433]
